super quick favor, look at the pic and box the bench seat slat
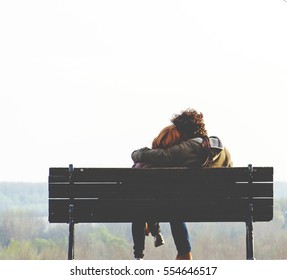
[49,182,273,199]
[49,167,273,183]
[49,197,273,223]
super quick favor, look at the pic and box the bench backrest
[49,166,273,223]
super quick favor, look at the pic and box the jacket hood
[193,136,224,162]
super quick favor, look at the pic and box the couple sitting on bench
[131,108,232,260]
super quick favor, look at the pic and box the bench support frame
[245,164,255,260]
[246,203,254,260]
[66,207,256,261]
[68,204,75,260]
[68,164,75,260]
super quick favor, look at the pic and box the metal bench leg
[68,164,75,260]
[246,203,255,260]
[68,203,75,260]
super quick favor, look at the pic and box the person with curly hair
[131,108,232,260]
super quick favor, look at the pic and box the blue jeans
[170,221,191,256]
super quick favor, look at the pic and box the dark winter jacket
[131,136,232,168]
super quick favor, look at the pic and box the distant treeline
[0,182,47,214]
[0,181,286,260]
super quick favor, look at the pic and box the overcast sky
[1,0,287,182]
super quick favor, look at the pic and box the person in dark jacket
[131,108,232,260]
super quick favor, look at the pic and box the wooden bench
[48,164,273,260]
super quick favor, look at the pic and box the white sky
[0,0,287,182]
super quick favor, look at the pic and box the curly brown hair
[171,108,207,139]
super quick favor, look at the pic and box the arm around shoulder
[131,147,173,166]
[131,147,150,163]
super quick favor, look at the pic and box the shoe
[176,252,193,260]
[134,251,144,259]
[154,233,165,247]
